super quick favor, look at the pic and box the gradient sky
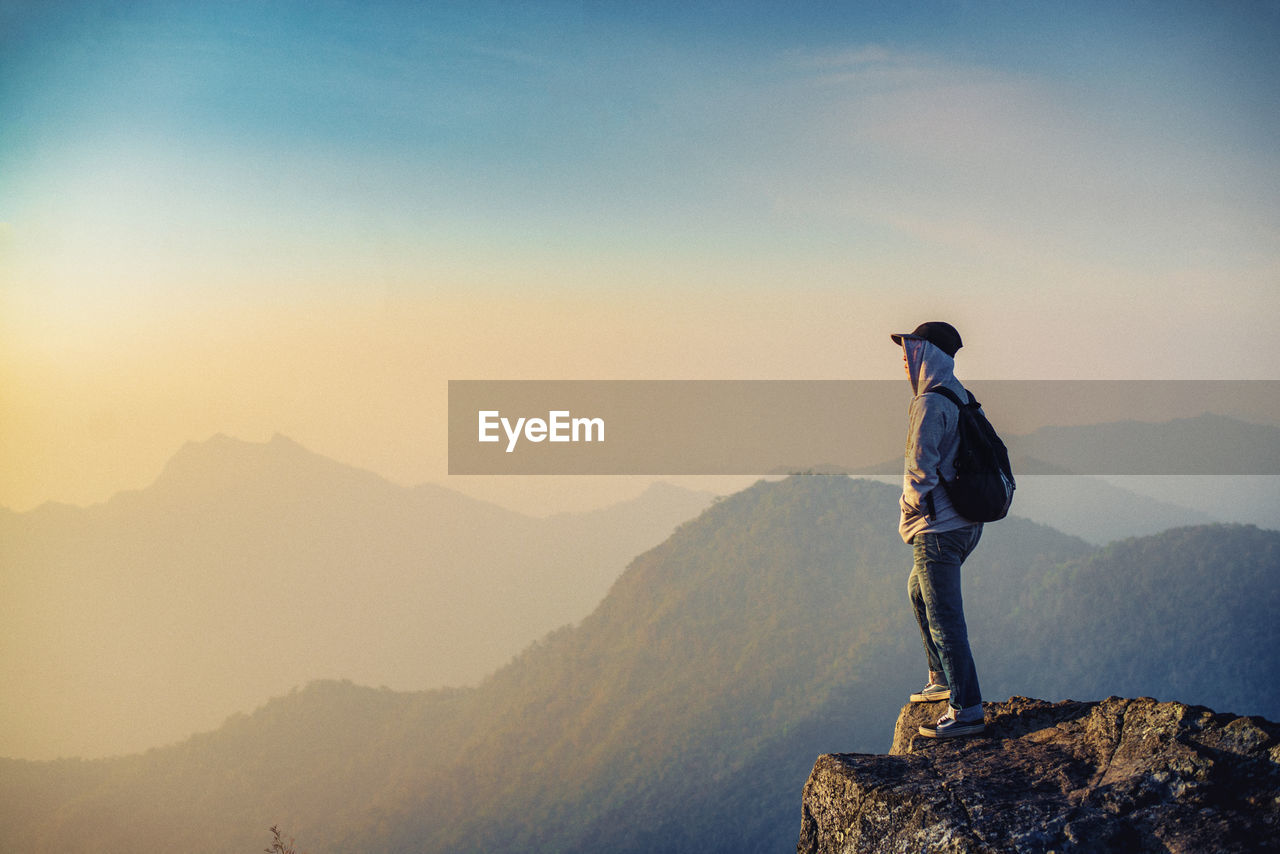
[2,1,1278,511]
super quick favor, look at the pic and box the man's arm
[901,395,950,520]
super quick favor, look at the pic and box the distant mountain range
[5,431,1273,762]
[847,410,1280,539]
[2,475,1276,854]
[843,410,1280,476]
[1004,411,1279,535]
[1006,411,1280,475]
[1008,474,1214,544]
[0,434,714,760]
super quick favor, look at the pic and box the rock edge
[798,695,1280,853]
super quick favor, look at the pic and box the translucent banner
[448,380,1280,475]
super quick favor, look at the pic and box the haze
[1,2,1278,762]
[2,1,1277,513]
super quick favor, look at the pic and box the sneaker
[918,704,985,738]
[909,681,951,703]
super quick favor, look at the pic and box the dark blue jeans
[908,524,984,710]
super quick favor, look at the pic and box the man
[891,321,986,738]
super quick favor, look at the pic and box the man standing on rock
[892,321,986,738]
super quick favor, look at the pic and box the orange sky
[3,2,1277,512]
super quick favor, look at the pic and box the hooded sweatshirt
[899,338,977,543]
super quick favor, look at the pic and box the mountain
[853,409,1279,542]
[847,473,1219,545]
[997,522,1280,717]
[1007,475,1213,544]
[1097,473,1280,531]
[0,476,1251,853]
[1005,412,1280,475]
[853,412,1280,477]
[0,434,714,760]
[0,476,1086,853]
[1,477,1274,853]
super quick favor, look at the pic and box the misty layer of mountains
[2,472,1277,854]
[2,433,1274,763]
[2,431,1267,763]
[0,435,715,760]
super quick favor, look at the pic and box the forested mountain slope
[3,476,1274,854]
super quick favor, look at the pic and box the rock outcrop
[798,696,1280,853]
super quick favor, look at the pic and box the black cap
[890,321,963,357]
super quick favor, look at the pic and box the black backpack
[926,386,1016,523]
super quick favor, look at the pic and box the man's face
[902,346,910,378]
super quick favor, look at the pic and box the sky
[2,0,1279,512]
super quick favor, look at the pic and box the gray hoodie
[898,338,977,543]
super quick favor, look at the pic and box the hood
[903,338,958,396]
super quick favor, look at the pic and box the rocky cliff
[797,696,1280,853]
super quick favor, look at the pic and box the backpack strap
[923,387,974,512]
[925,386,976,408]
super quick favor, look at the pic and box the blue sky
[1,1,1278,509]
[4,1,1276,283]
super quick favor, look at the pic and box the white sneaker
[909,681,951,703]
[918,703,985,738]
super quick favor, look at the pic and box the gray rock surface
[798,696,1280,853]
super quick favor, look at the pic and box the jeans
[908,524,984,710]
